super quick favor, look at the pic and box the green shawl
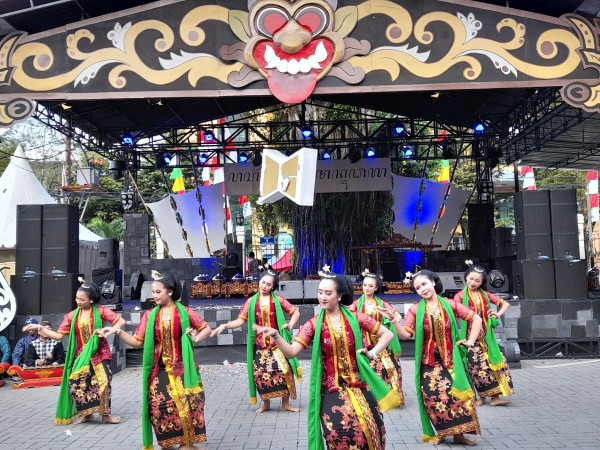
[460,287,504,370]
[246,292,301,404]
[55,306,102,425]
[356,295,402,355]
[308,306,401,450]
[414,296,474,442]
[142,302,201,450]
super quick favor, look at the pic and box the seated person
[0,335,11,388]
[261,258,273,272]
[247,251,260,278]
[25,321,65,367]
[12,317,39,368]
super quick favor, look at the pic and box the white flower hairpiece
[465,260,474,267]
[151,269,163,280]
[405,271,413,279]
[318,264,336,278]
[77,276,85,284]
[361,268,372,277]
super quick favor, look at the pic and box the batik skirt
[421,361,480,439]
[253,346,296,401]
[467,342,514,398]
[371,349,404,406]
[148,364,206,448]
[320,385,386,450]
[68,359,112,417]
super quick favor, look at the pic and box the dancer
[211,269,301,413]
[105,270,210,450]
[453,264,514,406]
[382,270,483,445]
[350,270,404,404]
[23,280,125,425]
[255,267,402,450]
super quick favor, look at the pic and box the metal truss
[518,338,600,358]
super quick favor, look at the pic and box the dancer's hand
[282,323,290,330]
[358,348,376,360]
[185,327,201,342]
[378,307,395,321]
[488,310,500,319]
[456,339,474,348]
[253,323,278,338]
[210,324,226,337]
[94,327,110,338]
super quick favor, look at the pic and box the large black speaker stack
[12,204,80,315]
[224,242,243,280]
[513,190,585,299]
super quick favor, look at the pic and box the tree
[86,217,124,240]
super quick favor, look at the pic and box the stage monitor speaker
[437,272,465,297]
[554,259,586,299]
[129,271,145,300]
[41,204,79,274]
[15,204,44,274]
[140,281,155,309]
[226,242,243,268]
[492,227,513,258]
[512,259,556,299]
[11,274,41,315]
[98,239,120,269]
[514,191,553,259]
[549,190,580,259]
[41,273,82,314]
[468,204,494,260]
[274,280,304,304]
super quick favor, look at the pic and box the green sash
[55,306,102,425]
[460,288,504,370]
[308,306,401,450]
[245,292,301,404]
[142,302,201,450]
[356,295,402,355]
[414,296,474,442]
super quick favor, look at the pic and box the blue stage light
[403,145,414,158]
[301,125,313,139]
[322,150,332,160]
[162,152,172,165]
[121,132,135,147]
[238,152,249,163]
[198,153,208,164]
[365,147,376,158]
[473,121,486,134]
[393,123,405,136]
[204,129,215,141]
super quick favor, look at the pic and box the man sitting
[12,317,39,368]
[25,321,65,367]
[0,334,11,388]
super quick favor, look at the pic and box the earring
[169,292,172,296]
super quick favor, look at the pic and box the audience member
[25,321,65,367]
[12,317,39,367]
[0,334,11,388]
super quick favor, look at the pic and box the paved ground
[1,357,599,450]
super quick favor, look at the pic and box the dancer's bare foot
[490,396,511,406]
[102,415,121,424]
[475,397,485,406]
[256,400,271,414]
[454,434,478,446]
[75,414,93,424]
[281,397,300,412]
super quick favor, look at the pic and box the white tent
[0,145,101,249]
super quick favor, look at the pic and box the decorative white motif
[0,270,17,333]
[457,49,518,77]
[158,51,216,70]
[74,60,121,87]
[457,12,483,43]
[375,44,431,63]
[107,22,132,52]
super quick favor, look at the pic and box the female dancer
[382,270,482,445]
[211,269,301,413]
[24,280,125,425]
[350,270,404,404]
[256,268,402,450]
[106,270,211,450]
[453,265,514,406]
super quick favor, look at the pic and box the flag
[437,160,450,184]
[588,171,599,223]
[170,167,185,193]
[520,166,536,190]
[238,195,248,205]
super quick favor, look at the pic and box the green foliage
[86,217,124,240]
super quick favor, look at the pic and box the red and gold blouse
[238,295,297,349]
[295,311,380,392]
[349,298,397,349]
[402,299,474,368]
[452,289,504,337]
[134,306,207,381]
[58,306,121,365]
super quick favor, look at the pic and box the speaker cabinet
[492,227,513,258]
[41,273,82,314]
[226,243,243,268]
[15,205,43,274]
[129,272,145,300]
[437,272,466,297]
[512,259,556,299]
[223,267,243,281]
[11,274,41,315]
[41,204,79,274]
[554,259,586,299]
[514,191,553,259]
[549,190,580,259]
[468,204,495,260]
[98,239,120,269]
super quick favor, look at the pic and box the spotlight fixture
[198,153,209,164]
[155,151,172,169]
[487,147,503,169]
[253,151,262,167]
[441,140,456,159]
[238,152,249,163]
[121,192,135,211]
[403,145,414,158]
[322,150,332,160]
[301,124,313,139]
[162,152,172,165]
[473,120,486,134]
[121,132,135,147]
[348,146,362,163]
[203,129,215,141]
[480,180,494,194]
[108,160,126,171]
[392,123,405,136]
[365,147,376,158]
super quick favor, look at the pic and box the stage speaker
[226,243,243,268]
[140,281,155,309]
[554,259,586,299]
[11,274,41,315]
[492,227,513,258]
[15,205,44,275]
[98,239,120,269]
[380,249,400,281]
[274,280,304,304]
[129,271,145,300]
[512,259,555,299]
[41,273,82,314]
[468,204,494,261]
[41,204,79,274]
[514,191,553,260]
[549,190,580,259]
[437,272,466,297]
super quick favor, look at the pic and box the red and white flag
[520,166,536,190]
[587,170,599,223]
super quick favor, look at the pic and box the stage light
[121,192,135,211]
[348,147,362,163]
[301,124,313,139]
[487,269,509,293]
[204,129,215,141]
[322,150,332,160]
[403,145,414,158]
[162,152,172,164]
[473,121,486,134]
[393,123,405,136]
[488,147,503,169]
[253,151,262,167]
[108,160,126,171]
[365,147,376,158]
[441,140,456,158]
[121,132,135,147]
[238,152,249,163]
[101,280,117,299]
[198,153,209,164]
